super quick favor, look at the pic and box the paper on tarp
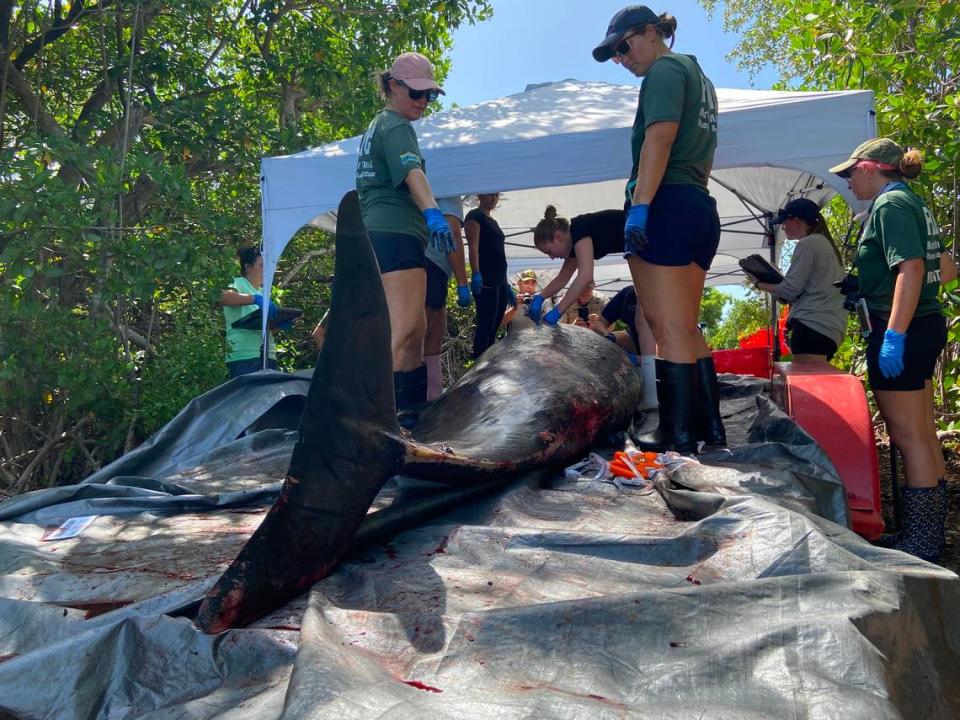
[1,375,959,719]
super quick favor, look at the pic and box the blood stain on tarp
[384,544,398,560]
[515,684,627,709]
[0,654,17,663]
[685,575,702,585]
[403,680,442,693]
[62,600,133,619]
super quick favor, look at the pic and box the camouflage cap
[829,138,903,177]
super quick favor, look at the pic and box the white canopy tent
[258,80,875,330]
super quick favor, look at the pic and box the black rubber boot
[394,365,428,429]
[632,360,698,454]
[885,486,944,562]
[695,356,726,446]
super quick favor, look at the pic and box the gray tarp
[1,372,958,719]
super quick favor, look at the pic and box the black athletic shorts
[787,318,838,360]
[865,312,946,391]
[369,230,425,274]
[624,184,721,271]
[425,259,449,310]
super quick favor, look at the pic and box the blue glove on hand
[543,308,562,325]
[505,285,517,308]
[456,284,472,308]
[625,351,640,366]
[470,272,484,297]
[528,294,546,324]
[252,293,279,320]
[624,203,650,255]
[878,329,906,378]
[423,207,455,253]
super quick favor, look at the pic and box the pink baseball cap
[389,52,445,94]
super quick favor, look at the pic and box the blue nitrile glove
[878,329,906,378]
[252,293,279,320]
[625,351,640,366]
[543,308,562,325]
[470,272,484,297]
[423,207,455,253]
[528,294,546,324]
[456,284,472,307]
[505,285,517,308]
[274,319,295,331]
[624,203,650,254]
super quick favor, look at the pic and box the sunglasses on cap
[394,78,440,103]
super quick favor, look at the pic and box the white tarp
[259,80,875,307]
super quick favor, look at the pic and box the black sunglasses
[614,28,645,57]
[394,78,440,103]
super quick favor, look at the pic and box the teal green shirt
[356,109,429,243]
[855,187,943,317]
[223,276,276,363]
[626,54,718,202]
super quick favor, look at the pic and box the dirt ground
[878,441,959,573]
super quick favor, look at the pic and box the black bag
[738,254,784,284]
[231,307,303,330]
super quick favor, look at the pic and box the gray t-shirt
[769,232,847,345]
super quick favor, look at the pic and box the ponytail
[533,205,570,247]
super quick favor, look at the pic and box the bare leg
[925,380,946,478]
[628,258,707,362]
[875,388,939,488]
[381,268,427,372]
[635,305,657,356]
[424,305,446,400]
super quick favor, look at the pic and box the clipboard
[738,254,784,284]
[231,307,303,330]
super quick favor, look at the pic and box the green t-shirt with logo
[855,187,943,317]
[222,276,276,363]
[626,53,718,203]
[356,109,429,243]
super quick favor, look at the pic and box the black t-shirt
[466,208,507,281]
[601,285,639,348]
[569,210,626,260]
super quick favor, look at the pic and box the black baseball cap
[771,198,821,226]
[592,5,659,62]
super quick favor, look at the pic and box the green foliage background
[701,0,960,432]
[3,0,958,493]
[0,0,491,494]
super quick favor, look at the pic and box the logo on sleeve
[399,152,421,167]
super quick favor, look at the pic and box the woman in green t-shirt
[830,138,947,561]
[356,52,454,421]
[592,5,724,454]
[219,247,289,378]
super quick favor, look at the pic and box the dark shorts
[866,312,946,391]
[227,357,278,378]
[369,231,425,274]
[624,184,720,270]
[425,259,449,310]
[787,318,839,360]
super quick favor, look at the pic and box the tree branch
[0,0,13,51]
[0,56,69,141]
[279,248,333,287]
[14,1,117,69]
[201,0,254,74]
